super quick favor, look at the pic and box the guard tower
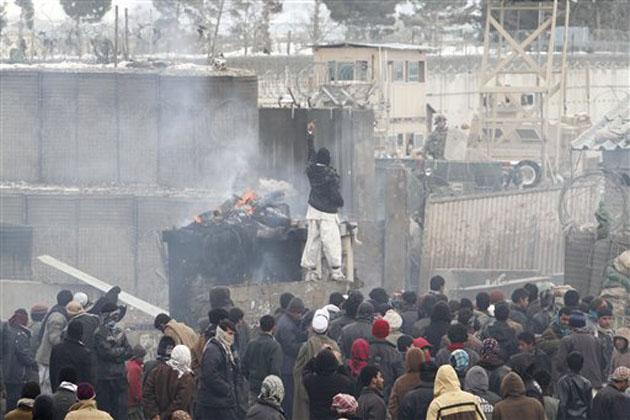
[478,0,571,177]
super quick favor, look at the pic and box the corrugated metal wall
[421,185,600,284]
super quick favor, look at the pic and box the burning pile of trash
[164,189,306,286]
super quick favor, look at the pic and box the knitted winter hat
[611,366,630,382]
[332,393,358,415]
[76,383,95,400]
[383,309,403,331]
[372,319,390,339]
[569,311,587,328]
[481,338,500,359]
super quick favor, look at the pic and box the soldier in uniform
[423,114,448,160]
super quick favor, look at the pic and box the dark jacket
[306,132,343,214]
[274,313,307,376]
[1,323,37,385]
[340,318,373,360]
[94,324,133,380]
[591,383,630,420]
[477,357,512,396]
[71,312,100,382]
[508,348,552,377]
[368,339,404,402]
[398,381,434,420]
[242,332,283,393]
[52,385,77,420]
[143,362,194,419]
[557,372,592,420]
[423,320,451,356]
[482,320,519,359]
[327,313,353,342]
[356,387,387,420]
[302,357,354,420]
[509,305,529,330]
[49,337,92,391]
[246,399,286,420]
[400,307,418,336]
[493,372,545,420]
[197,338,239,409]
[555,329,605,389]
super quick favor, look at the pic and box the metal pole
[124,8,129,61]
[114,5,119,67]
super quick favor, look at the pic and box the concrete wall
[0,69,259,189]
[0,191,210,308]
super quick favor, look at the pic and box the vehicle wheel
[514,160,542,188]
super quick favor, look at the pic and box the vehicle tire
[514,160,542,188]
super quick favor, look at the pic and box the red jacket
[126,359,144,407]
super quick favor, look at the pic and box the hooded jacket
[493,372,545,420]
[611,327,630,371]
[464,366,501,406]
[306,132,343,214]
[477,356,512,396]
[426,365,485,420]
[388,347,425,420]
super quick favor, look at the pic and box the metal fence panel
[421,186,599,286]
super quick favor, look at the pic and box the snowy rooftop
[0,61,255,78]
[313,42,437,53]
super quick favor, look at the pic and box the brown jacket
[5,399,34,420]
[143,362,194,419]
[388,347,425,420]
[493,372,545,420]
[164,320,199,350]
[64,399,113,420]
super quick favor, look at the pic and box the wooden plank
[37,254,167,317]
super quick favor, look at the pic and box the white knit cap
[73,292,89,308]
[384,309,403,331]
[312,309,330,334]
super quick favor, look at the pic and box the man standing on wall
[300,120,346,282]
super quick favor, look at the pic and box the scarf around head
[166,345,192,378]
[259,375,284,407]
[9,309,29,327]
[348,338,369,376]
[215,325,235,364]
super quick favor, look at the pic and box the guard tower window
[393,61,404,82]
[356,60,368,81]
[328,61,336,81]
[337,62,355,81]
[521,94,535,106]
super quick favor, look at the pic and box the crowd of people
[1,277,630,420]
